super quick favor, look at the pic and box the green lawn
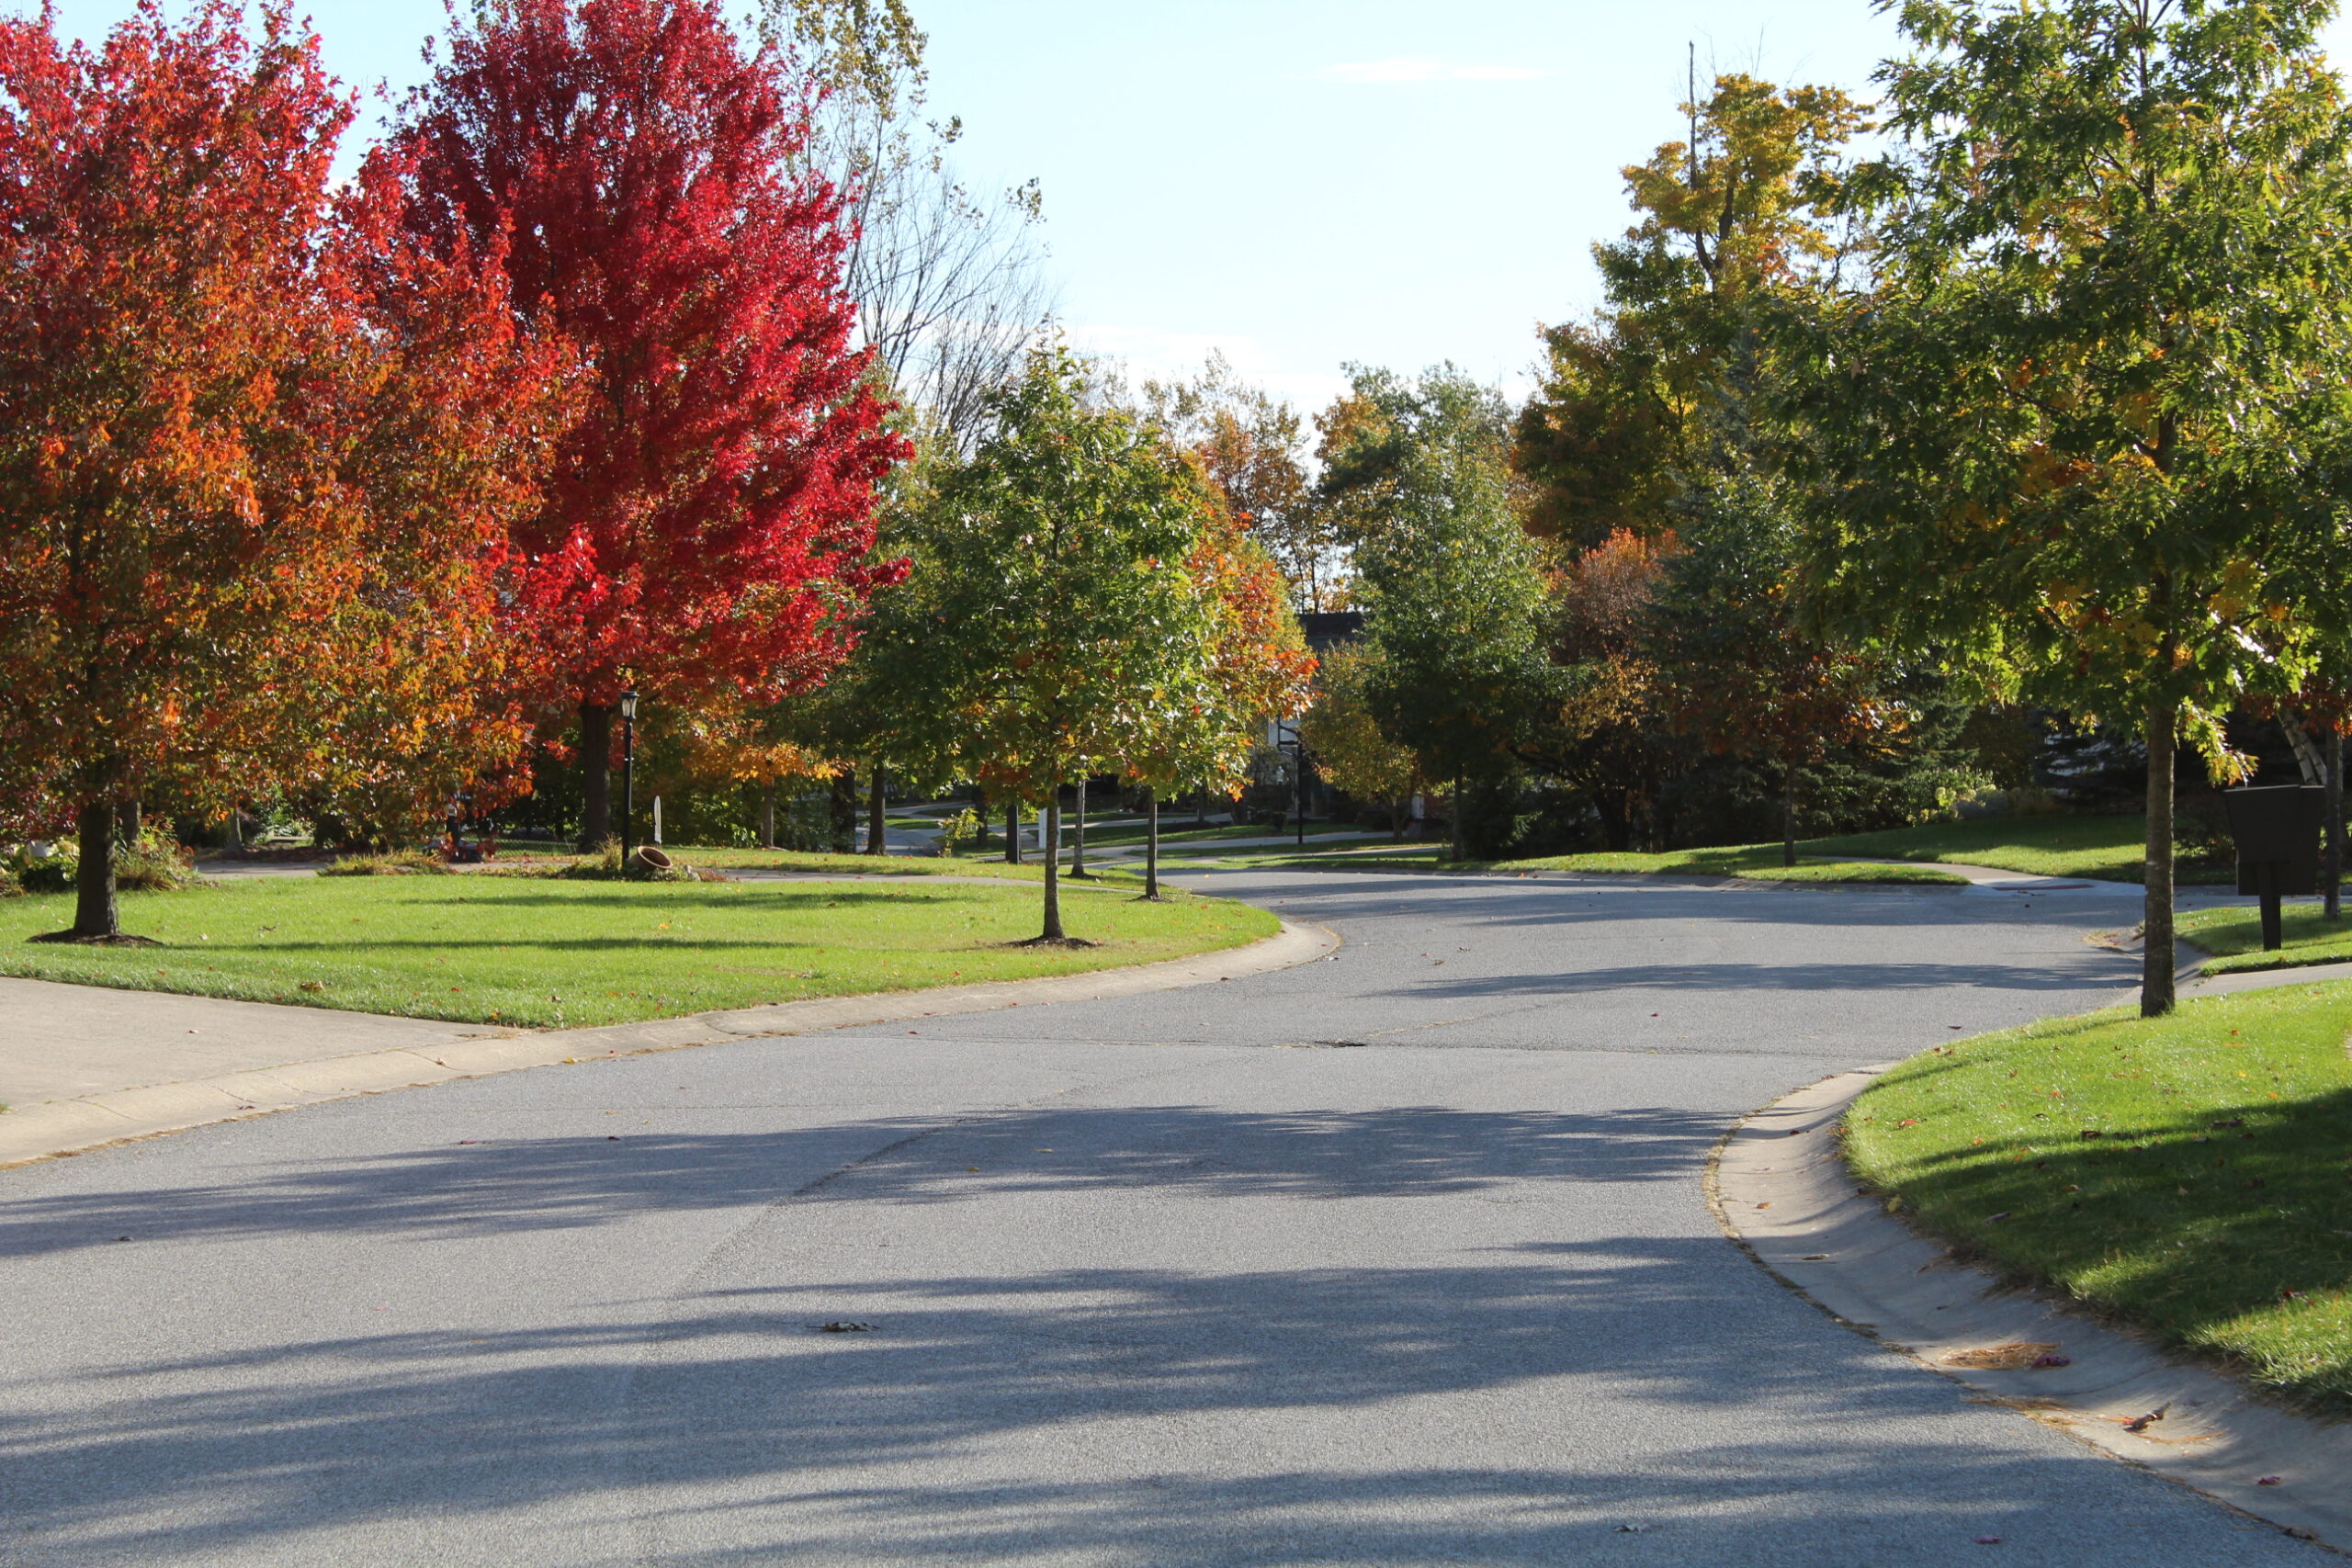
[0,874,1272,1029]
[2178,904,2352,975]
[1802,812,2231,884]
[1846,983,2352,1416]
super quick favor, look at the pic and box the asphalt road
[0,868,2326,1566]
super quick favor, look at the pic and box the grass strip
[1802,813,2233,885]
[2179,904,2352,976]
[0,874,1271,1030]
[1845,983,2352,1416]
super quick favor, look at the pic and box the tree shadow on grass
[1858,1080,2352,1414]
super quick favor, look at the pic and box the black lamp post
[1295,737,1310,847]
[619,688,639,863]
[1276,719,1308,847]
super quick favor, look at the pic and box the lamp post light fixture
[619,688,640,863]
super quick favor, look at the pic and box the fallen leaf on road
[816,1321,873,1333]
[1943,1342,2059,1371]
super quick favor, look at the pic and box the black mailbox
[2222,784,2326,950]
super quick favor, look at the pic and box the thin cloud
[1317,58,1554,85]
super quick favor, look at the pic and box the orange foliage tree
[0,1,565,940]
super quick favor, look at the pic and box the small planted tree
[1121,487,1317,893]
[901,345,1216,940]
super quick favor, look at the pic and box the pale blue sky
[35,1,2352,413]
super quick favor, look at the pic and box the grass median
[1846,982,2352,1415]
[0,873,1273,1030]
[2178,904,2352,976]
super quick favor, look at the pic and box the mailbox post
[2222,785,2326,951]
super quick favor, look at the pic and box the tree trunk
[224,807,243,852]
[578,702,613,849]
[1005,800,1022,864]
[71,797,119,939]
[2282,714,2324,784]
[1142,787,1162,900]
[760,782,776,850]
[866,763,887,855]
[1041,798,1064,940]
[1070,778,1092,878]
[828,768,858,854]
[118,798,141,843]
[2143,696,2178,1017]
[2328,724,2344,921]
[1452,773,1465,862]
[1781,765,1797,869]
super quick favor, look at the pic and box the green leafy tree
[1115,483,1316,892]
[905,345,1217,936]
[1800,0,2352,1014]
[1326,366,1555,859]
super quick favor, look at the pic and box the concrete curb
[1710,1067,2352,1555]
[0,919,1338,1170]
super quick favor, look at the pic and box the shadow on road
[1,1232,2194,1564]
[0,1101,1728,1260]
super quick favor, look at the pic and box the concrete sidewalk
[0,920,1335,1168]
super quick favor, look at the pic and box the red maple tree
[0,0,563,940]
[390,0,908,844]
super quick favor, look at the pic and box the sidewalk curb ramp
[1710,1066,2352,1555]
[0,919,1338,1170]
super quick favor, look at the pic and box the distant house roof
[1297,611,1364,652]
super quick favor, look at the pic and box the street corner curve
[1706,1066,2352,1556]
